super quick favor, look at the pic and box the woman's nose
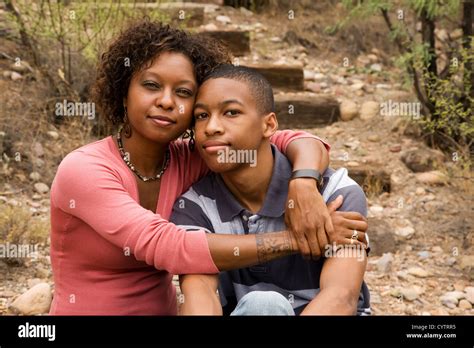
[156,88,175,110]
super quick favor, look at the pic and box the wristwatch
[290,169,324,190]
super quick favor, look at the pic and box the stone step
[274,94,340,128]
[244,64,304,91]
[331,161,391,194]
[201,30,250,56]
[159,4,205,27]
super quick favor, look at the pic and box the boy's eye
[224,109,240,116]
[177,89,193,97]
[194,112,208,120]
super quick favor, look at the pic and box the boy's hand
[285,178,335,260]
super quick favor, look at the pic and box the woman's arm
[284,137,334,261]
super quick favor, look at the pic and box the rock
[2,70,12,78]
[395,226,415,239]
[0,290,17,298]
[27,278,42,288]
[304,69,315,81]
[376,253,393,273]
[239,7,253,16]
[313,73,326,81]
[360,101,379,120]
[9,283,52,315]
[440,291,465,308]
[367,135,380,142]
[343,140,360,150]
[397,271,410,281]
[445,257,456,266]
[270,36,281,43]
[370,63,383,72]
[350,82,365,91]
[305,82,321,93]
[369,205,384,214]
[400,287,420,301]
[401,149,445,172]
[459,299,472,310]
[202,23,218,31]
[415,187,426,195]
[389,144,402,152]
[340,100,358,121]
[9,60,33,73]
[32,142,44,157]
[459,255,474,270]
[33,158,45,168]
[366,218,397,255]
[47,131,59,140]
[417,251,430,259]
[34,183,49,194]
[367,53,379,63]
[11,71,23,81]
[464,287,474,304]
[416,171,448,185]
[35,266,50,279]
[407,267,429,278]
[216,15,231,24]
[29,172,41,181]
[376,83,391,90]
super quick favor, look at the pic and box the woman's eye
[224,109,240,116]
[194,112,208,120]
[177,89,192,97]
[143,81,160,89]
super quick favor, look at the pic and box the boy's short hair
[201,64,275,115]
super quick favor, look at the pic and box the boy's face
[193,78,270,173]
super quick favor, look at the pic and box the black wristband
[290,169,324,190]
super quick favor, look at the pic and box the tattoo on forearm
[256,232,293,263]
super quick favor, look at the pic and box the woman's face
[125,51,197,144]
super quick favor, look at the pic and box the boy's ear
[262,112,278,139]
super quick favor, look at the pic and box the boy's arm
[179,274,222,315]
[300,249,367,315]
[301,177,369,315]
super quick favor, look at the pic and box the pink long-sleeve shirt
[49,131,329,315]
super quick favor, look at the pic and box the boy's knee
[234,291,294,315]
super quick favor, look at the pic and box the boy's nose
[204,114,224,136]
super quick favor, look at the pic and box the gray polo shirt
[170,145,371,315]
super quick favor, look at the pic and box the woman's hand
[327,195,368,249]
[285,178,335,260]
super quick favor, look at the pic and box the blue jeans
[230,291,295,316]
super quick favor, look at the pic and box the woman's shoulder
[58,136,119,174]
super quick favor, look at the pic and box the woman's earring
[123,107,132,138]
[188,129,195,151]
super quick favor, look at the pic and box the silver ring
[351,230,358,240]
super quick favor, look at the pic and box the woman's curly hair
[91,19,232,125]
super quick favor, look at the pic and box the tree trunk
[462,1,473,102]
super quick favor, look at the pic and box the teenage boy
[171,65,370,315]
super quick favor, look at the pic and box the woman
[49,20,349,315]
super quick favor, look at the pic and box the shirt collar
[215,145,292,221]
